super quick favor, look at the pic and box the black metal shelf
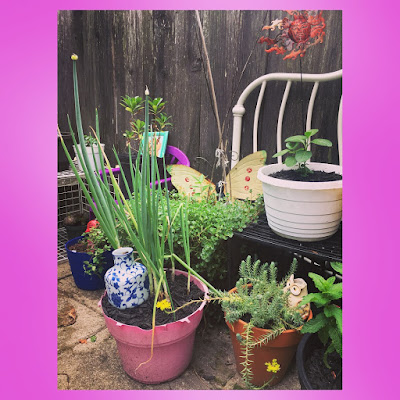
[227,214,342,288]
[235,214,342,262]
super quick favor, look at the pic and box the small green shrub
[166,193,264,288]
[221,256,303,330]
[81,226,112,277]
[300,262,342,367]
[218,256,304,388]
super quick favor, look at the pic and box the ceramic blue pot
[65,236,113,290]
[104,247,150,309]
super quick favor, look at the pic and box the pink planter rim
[98,269,209,332]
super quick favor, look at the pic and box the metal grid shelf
[227,214,342,288]
[235,214,342,262]
[57,165,120,264]
[58,227,69,264]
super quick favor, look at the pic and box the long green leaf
[311,138,333,147]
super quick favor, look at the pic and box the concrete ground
[57,261,301,390]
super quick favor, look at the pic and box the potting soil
[101,273,205,329]
[305,347,342,389]
[270,170,342,182]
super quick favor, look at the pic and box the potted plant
[296,262,342,389]
[166,192,264,289]
[257,129,342,242]
[59,54,218,384]
[119,94,172,196]
[73,132,105,172]
[65,221,113,290]
[220,256,312,388]
[63,212,89,241]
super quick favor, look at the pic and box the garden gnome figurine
[284,275,310,319]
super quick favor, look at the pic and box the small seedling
[273,129,332,176]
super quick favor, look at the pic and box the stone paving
[57,262,301,390]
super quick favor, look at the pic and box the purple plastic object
[150,145,190,189]
[99,270,208,384]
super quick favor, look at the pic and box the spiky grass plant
[58,55,218,312]
[221,256,304,388]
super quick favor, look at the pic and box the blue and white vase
[104,247,150,309]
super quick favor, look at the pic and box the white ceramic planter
[257,163,342,242]
[73,143,105,172]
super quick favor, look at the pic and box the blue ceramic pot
[104,247,150,309]
[65,236,113,290]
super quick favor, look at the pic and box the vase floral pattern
[104,247,150,309]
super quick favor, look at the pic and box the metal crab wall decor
[259,10,326,60]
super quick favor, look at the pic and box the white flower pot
[73,143,105,172]
[257,163,342,242]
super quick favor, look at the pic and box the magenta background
[1,0,398,398]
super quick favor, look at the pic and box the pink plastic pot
[99,270,208,384]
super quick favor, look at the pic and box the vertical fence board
[58,10,342,180]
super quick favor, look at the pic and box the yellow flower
[156,299,172,311]
[265,359,281,373]
[71,54,78,60]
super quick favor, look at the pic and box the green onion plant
[58,54,218,312]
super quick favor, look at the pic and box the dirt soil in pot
[101,273,205,329]
[270,170,342,182]
[68,239,94,253]
[305,347,342,389]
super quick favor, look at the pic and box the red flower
[85,220,99,232]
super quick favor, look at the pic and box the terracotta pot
[225,286,312,387]
[99,270,208,384]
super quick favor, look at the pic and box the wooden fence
[58,10,342,181]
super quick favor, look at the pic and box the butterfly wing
[167,165,217,199]
[225,150,267,200]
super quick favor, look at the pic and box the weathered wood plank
[58,10,342,177]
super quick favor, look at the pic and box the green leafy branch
[300,262,342,368]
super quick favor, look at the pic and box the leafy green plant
[120,95,144,115]
[59,54,219,308]
[153,113,172,131]
[218,256,304,388]
[166,194,264,288]
[273,129,332,176]
[299,262,342,367]
[83,134,98,147]
[222,256,303,329]
[148,97,165,116]
[121,94,172,150]
[81,226,112,277]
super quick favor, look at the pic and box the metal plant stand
[227,214,342,289]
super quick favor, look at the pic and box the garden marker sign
[259,10,326,60]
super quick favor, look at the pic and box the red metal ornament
[259,10,326,60]
[288,14,311,43]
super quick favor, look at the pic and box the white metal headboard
[231,70,342,168]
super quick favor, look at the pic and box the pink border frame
[1,1,398,398]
